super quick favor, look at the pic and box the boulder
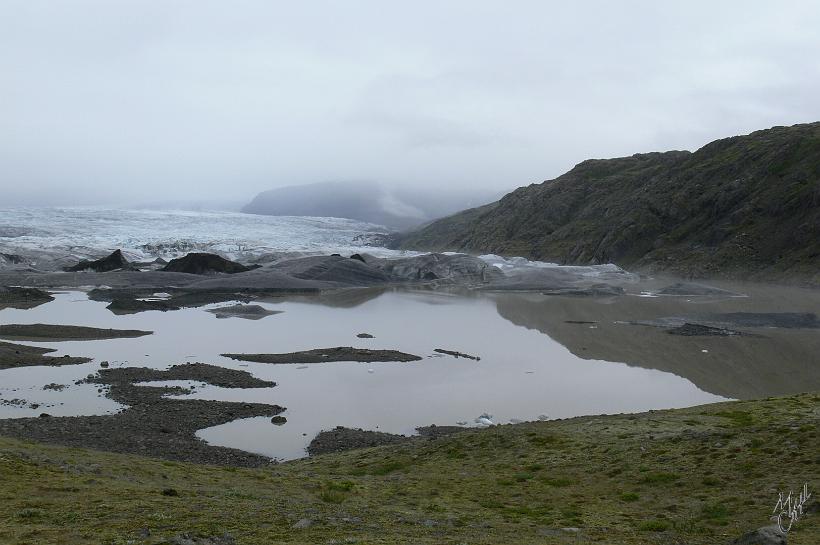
[161,253,250,275]
[730,525,786,545]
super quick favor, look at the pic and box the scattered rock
[0,363,282,467]
[42,383,66,391]
[270,416,287,425]
[292,518,314,529]
[356,333,375,338]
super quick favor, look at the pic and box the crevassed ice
[1,207,625,274]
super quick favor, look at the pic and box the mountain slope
[397,122,820,282]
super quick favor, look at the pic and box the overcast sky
[2,1,819,206]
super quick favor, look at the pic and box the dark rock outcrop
[64,249,133,272]
[162,253,250,275]
[397,122,820,283]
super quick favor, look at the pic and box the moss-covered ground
[0,393,817,544]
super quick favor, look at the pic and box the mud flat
[0,363,283,466]
[0,341,90,369]
[222,347,422,364]
[0,324,152,342]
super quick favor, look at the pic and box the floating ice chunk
[474,412,494,426]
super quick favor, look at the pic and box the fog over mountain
[242,181,505,230]
[2,1,820,205]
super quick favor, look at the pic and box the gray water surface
[2,285,817,460]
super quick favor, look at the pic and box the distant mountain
[396,122,820,283]
[241,181,504,230]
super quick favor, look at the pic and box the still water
[1,285,817,460]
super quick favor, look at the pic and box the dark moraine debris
[0,363,282,467]
[106,298,181,315]
[0,286,54,310]
[162,253,250,275]
[697,312,820,329]
[434,348,481,361]
[655,282,742,297]
[64,249,133,272]
[270,254,392,286]
[667,323,759,337]
[206,304,282,320]
[221,347,422,364]
[0,341,90,370]
[371,252,503,284]
[94,363,277,389]
[0,324,152,341]
[356,333,375,338]
[90,287,255,313]
[565,320,598,324]
[307,426,407,456]
[542,284,625,297]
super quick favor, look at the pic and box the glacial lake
[1,284,818,460]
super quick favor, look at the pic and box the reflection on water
[1,282,816,460]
